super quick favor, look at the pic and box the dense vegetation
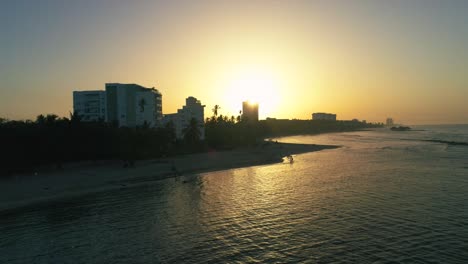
[0,114,176,176]
[205,115,263,149]
[0,110,382,176]
[261,119,383,137]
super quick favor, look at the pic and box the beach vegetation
[0,114,176,176]
[0,110,382,176]
[182,118,202,150]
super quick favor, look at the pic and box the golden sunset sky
[1,1,467,124]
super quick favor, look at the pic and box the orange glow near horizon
[222,66,282,119]
[1,1,467,124]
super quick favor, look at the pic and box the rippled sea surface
[1,125,468,263]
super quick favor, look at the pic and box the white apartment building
[105,83,162,127]
[73,91,106,122]
[163,96,205,140]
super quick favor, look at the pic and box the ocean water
[1,125,467,263]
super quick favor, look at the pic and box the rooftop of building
[105,83,161,94]
[73,90,105,93]
[312,112,336,115]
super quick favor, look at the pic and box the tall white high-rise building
[163,96,205,140]
[73,91,106,122]
[105,83,162,127]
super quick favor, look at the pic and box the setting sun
[224,67,282,119]
[2,1,468,263]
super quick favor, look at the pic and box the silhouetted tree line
[205,114,263,149]
[205,105,382,148]
[0,109,382,176]
[0,114,176,176]
[203,104,264,149]
[204,108,383,148]
[260,119,383,137]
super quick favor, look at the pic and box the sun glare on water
[224,68,281,119]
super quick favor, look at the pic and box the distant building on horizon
[386,117,394,126]
[73,83,162,127]
[163,96,205,140]
[73,90,106,122]
[105,83,162,127]
[265,117,289,121]
[242,101,259,122]
[312,112,336,121]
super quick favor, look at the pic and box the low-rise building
[312,112,337,121]
[163,96,205,140]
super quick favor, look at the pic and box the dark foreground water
[1,125,468,263]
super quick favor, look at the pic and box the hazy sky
[1,0,467,124]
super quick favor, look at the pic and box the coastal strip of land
[0,142,338,213]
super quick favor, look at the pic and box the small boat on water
[390,126,411,131]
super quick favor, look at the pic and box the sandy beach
[0,142,338,212]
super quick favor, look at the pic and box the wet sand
[0,142,338,212]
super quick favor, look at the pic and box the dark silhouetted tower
[242,101,259,122]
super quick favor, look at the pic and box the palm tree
[183,118,201,145]
[45,114,59,125]
[236,110,242,123]
[164,120,176,143]
[36,114,46,125]
[212,105,221,117]
[217,114,224,123]
[69,111,82,125]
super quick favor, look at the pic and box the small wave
[423,139,468,146]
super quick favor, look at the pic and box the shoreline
[0,142,338,213]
